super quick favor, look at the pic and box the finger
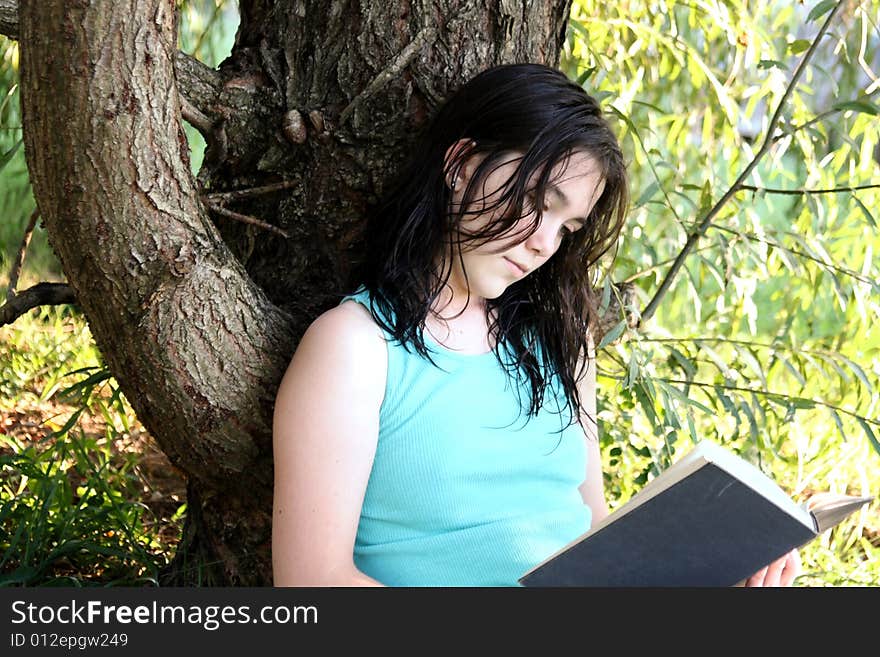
[780,549,802,587]
[763,554,787,587]
[745,565,768,587]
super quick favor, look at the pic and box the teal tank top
[343,288,592,586]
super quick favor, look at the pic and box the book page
[806,492,874,533]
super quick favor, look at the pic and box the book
[519,439,873,587]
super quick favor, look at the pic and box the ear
[443,138,478,191]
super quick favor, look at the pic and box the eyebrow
[546,184,587,227]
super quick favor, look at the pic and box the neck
[430,280,487,320]
[423,280,498,354]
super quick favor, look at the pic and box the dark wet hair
[351,63,628,429]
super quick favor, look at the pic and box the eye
[525,191,549,213]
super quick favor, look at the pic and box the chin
[473,280,511,300]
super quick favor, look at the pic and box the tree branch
[641,335,856,359]
[739,183,880,195]
[643,375,880,428]
[202,180,300,204]
[640,0,845,325]
[338,22,439,126]
[0,0,223,127]
[0,282,76,326]
[775,89,880,143]
[204,203,290,239]
[6,207,37,301]
[0,0,16,39]
[336,0,488,127]
[709,223,878,288]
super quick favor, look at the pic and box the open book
[519,439,873,587]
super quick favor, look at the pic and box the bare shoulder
[276,299,387,405]
[297,300,386,363]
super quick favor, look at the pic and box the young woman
[271,63,800,587]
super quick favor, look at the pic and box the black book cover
[520,462,818,587]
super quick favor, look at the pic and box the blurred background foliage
[1,0,877,585]
[561,0,880,586]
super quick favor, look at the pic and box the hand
[735,549,801,587]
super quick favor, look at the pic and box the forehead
[542,152,606,207]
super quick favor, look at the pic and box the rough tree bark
[12,0,573,585]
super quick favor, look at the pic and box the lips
[503,257,528,276]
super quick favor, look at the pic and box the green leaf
[593,90,615,104]
[739,400,759,444]
[757,59,788,71]
[597,319,627,350]
[699,179,713,213]
[788,39,811,55]
[634,382,659,428]
[698,342,731,379]
[856,418,880,458]
[624,350,640,388]
[789,397,815,410]
[598,275,613,317]
[736,346,767,387]
[832,100,880,116]
[829,408,846,441]
[839,356,872,395]
[54,368,112,402]
[660,389,681,429]
[668,347,697,380]
[686,410,698,444]
[778,355,806,387]
[713,384,737,414]
[631,99,669,114]
[807,0,837,22]
[46,408,85,440]
[660,380,714,415]
[0,139,22,173]
[608,106,649,142]
[852,196,877,228]
[576,66,596,86]
[634,181,659,208]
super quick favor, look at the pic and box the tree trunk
[16,0,572,585]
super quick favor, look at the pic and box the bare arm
[272,301,387,586]
[577,337,610,525]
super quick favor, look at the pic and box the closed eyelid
[540,185,589,223]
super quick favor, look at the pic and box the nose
[524,218,558,257]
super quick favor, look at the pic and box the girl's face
[446,149,606,303]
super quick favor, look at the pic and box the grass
[1,274,186,586]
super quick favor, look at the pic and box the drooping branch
[738,183,880,195]
[708,223,878,288]
[0,282,76,326]
[777,88,880,143]
[639,0,846,325]
[635,376,880,429]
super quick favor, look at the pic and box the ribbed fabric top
[343,287,592,586]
